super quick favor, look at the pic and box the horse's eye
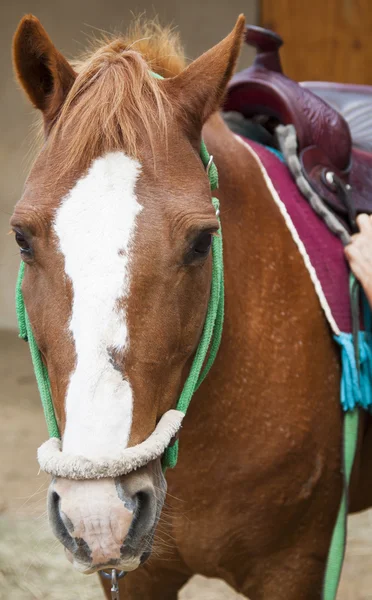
[185,228,217,264]
[193,232,212,255]
[14,230,32,255]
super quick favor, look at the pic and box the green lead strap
[323,272,360,600]
[322,409,359,600]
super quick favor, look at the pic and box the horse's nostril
[131,491,148,529]
[125,488,156,550]
[49,490,62,525]
[51,490,60,506]
[135,491,149,517]
[48,486,77,553]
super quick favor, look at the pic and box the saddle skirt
[235,137,372,413]
[237,137,349,335]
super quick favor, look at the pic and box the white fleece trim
[37,410,184,480]
[235,135,340,336]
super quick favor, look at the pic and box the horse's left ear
[13,15,76,128]
[165,15,245,133]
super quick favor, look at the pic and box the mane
[49,19,187,177]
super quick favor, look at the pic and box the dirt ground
[0,328,371,600]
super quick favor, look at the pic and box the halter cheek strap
[15,137,224,478]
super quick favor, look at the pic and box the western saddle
[224,25,372,233]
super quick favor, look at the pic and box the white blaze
[54,152,142,459]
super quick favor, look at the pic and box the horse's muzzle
[47,462,166,572]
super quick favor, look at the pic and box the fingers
[345,244,369,283]
[348,214,372,253]
[356,213,372,233]
[345,214,372,299]
[345,243,362,266]
[345,242,363,265]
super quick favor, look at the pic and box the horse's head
[11,15,244,573]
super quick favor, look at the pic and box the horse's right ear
[13,15,76,126]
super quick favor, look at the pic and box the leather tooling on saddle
[224,25,372,236]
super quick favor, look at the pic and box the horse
[10,13,372,600]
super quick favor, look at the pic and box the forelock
[45,20,187,182]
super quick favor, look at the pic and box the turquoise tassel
[334,331,372,412]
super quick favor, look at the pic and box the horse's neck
[199,113,337,415]
[203,113,293,281]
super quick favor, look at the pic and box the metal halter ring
[206,155,220,218]
[206,154,214,175]
[100,569,127,600]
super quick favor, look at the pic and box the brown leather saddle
[224,25,372,233]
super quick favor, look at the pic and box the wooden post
[261,0,372,84]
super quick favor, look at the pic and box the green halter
[15,137,224,470]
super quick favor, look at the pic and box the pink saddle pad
[238,137,351,335]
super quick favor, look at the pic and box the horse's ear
[165,15,245,133]
[13,15,76,126]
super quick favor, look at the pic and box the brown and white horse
[10,13,372,600]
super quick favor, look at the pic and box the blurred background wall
[261,0,372,84]
[0,0,258,330]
